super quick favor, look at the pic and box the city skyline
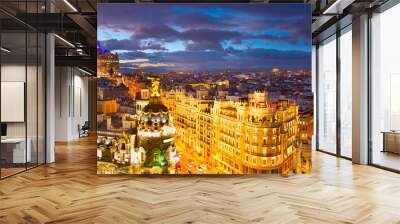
[97,4,312,175]
[98,4,311,72]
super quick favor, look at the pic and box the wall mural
[96,4,313,175]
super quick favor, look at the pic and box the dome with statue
[138,77,171,132]
[134,77,179,174]
[142,101,168,113]
[141,97,169,128]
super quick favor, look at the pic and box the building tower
[136,77,179,174]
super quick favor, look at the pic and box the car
[188,159,195,167]
[200,164,207,170]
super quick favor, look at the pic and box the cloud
[137,63,175,68]
[111,50,134,54]
[119,58,149,63]
[134,25,180,41]
[116,47,309,72]
[100,37,168,52]
[100,38,140,51]
[171,13,235,30]
[120,66,140,70]
[140,40,167,51]
[98,4,311,71]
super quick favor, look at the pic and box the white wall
[1,63,46,164]
[55,66,69,141]
[1,64,26,138]
[54,67,89,141]
[71,72,89,138]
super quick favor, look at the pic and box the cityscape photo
[97,4,313,175]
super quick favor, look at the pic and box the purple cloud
[98,4,311,72]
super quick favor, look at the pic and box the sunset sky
[98,4,311,72]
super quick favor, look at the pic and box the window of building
[339,26,352,158]
[317,35,337,154]
[370,3,400,171]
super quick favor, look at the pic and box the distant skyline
[98,4,311,72]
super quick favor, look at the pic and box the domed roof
[143,97,168,113]
[143,103,168,113]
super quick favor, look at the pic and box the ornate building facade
[135,78,179,174]
[97,43,120,78]
[97,78,179,174]
[163,89,306,175]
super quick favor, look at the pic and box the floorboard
[1,137,400,224]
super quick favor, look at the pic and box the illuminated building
[134,77,179,173]
[189,80,229,91]
[97,161,119,174]
[100,77,179,174]
[121,76,137,100]
[271,67,281,73]
[97,83,129,100]
[164,89,305,175]
[136,99,149,113]
[299,114,314,144]
[135,117,178,174]
[216,80,229,89]
[97,99,118,114]
[140,89,150,99]
[163,88,212,160]
[97,43,120,77]
[122,114,136,130]
[135,88,150,113]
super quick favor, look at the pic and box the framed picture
[96,3,312,175]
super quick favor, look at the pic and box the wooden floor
[1,137,400,224]
[372,150,400,171]
[0,167,26,178]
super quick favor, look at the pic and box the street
[175,141,219,174]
